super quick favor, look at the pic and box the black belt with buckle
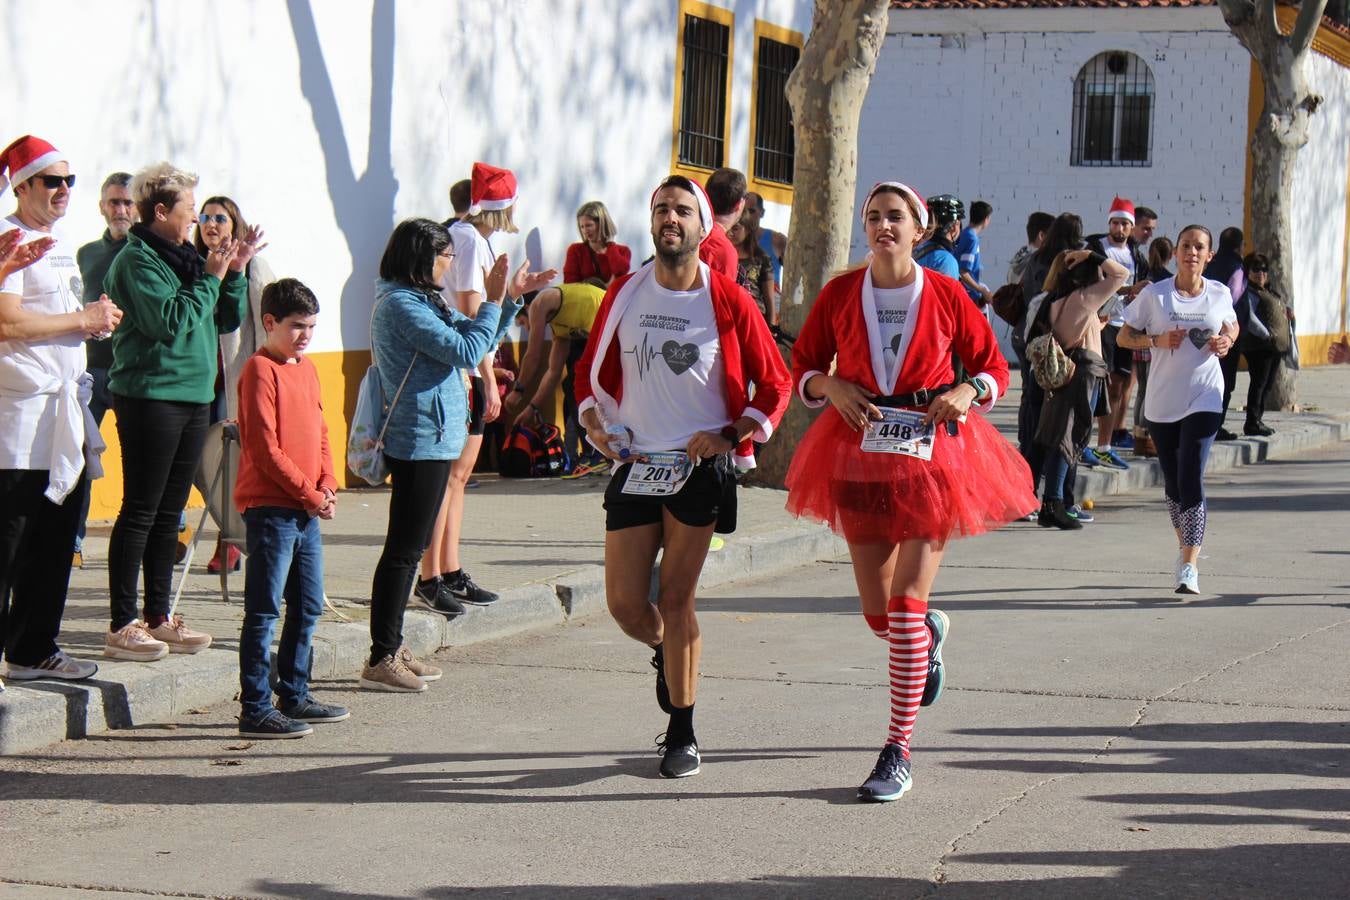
[872,383,960,436]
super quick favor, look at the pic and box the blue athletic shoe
[1097,448,1130,470]
[857,743,913,802]
[1067,505,1094,523]
[921,609,949,707]
[1079,447,1100,467]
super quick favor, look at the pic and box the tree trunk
[747,0,891,487]
[1220,0,1329,409]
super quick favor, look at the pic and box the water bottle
[604,424,633,461]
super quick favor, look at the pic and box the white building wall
[1290,50,1350,336]
[1,0,811,355]
[857,10,1250,285]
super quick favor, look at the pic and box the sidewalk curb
[1075,413,1350,501]
[0,413,1342,756]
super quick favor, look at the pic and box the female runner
[785,182,1037,802]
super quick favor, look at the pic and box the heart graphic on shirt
[1187,328,1214,349]
[661,340,699,375]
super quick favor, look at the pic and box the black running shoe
[657,736,701,778]
[431,581,467,618]
[412,577,442,610]
[446,570,499,606]
[857,743,912,802]
[651,644,673,714]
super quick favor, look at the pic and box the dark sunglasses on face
[38,174,75,189]
[1250,267,1268,274]
[198,213,231,225]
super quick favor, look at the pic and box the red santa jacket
[574,261,791,468]
[792,264,1009,407]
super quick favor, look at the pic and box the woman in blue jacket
[361,218,519,693]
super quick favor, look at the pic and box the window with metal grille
[1071,51,1154,168]
[752,36,799,186]
[678,13,730,171]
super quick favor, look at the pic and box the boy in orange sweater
[234,278,346,738]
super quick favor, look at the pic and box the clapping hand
[0,231,55,280]
[228,225,267,272]
[483,254,511,303]
[82,294,123,339]
[510,260,558,299]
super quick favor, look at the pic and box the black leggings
[108,396,209,630]
[1244,350,1281,426]
[1147,411,1222,547]
[369,455,453,664]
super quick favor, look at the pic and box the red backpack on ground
[498,419,567,478]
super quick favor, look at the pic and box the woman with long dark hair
[1236,252,1290,436]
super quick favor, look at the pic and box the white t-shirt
[446,220,496,368]
[614,279,728,453]
[1102,240,1135,326]
[1123,277,1237,424]
[873,283,920,385]
[0,217,86,470]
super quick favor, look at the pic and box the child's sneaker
[278,697,350,723]
[238,709,313,740]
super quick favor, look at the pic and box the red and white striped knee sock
[864,613,889,640]
[886,595,931,759]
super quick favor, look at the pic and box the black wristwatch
[720,425,739,444]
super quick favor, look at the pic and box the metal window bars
[1071,51,1154,168]
[678,14,730,170]
[753,36,800,186]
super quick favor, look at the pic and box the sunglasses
[37,174,76,189]
[198,213,231,225]
[1250,267,1269,274]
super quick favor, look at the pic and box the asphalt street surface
[1,442,1347,899]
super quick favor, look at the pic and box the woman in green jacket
[101,162,263,662]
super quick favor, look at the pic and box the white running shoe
[1176,563,1200,595]
[6,649,99,681]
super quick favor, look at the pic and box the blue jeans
[239,507,325,720]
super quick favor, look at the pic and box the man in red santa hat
[0,134,122,690]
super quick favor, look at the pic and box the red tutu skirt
[785,406,1038,544]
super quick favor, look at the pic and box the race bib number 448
[860,408,935,460]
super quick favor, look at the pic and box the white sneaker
[1176,563,1200,595]
[5,649,99,681]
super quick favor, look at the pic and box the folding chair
[171,421,243,614]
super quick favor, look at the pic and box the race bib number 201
[621,451,694,496]
[860,408,934,460]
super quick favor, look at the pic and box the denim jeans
[239,507,325,720]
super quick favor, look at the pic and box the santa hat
[862,181,929,229]
[649,175,714,243]
[468,162,517,216]
[1107,196,1135,225]
[0,135,66,196]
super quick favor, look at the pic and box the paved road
[2,442,1348,899]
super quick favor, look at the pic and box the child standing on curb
[234,278,347,738]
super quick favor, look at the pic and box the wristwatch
[720,425,739,444]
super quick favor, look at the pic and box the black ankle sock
[667,704,695,745]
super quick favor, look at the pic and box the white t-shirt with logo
[1123,277,1237,424]
[0,217,86,470]
[614,279,728,453]
[873,283,920,387]
[446,220,497,368]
